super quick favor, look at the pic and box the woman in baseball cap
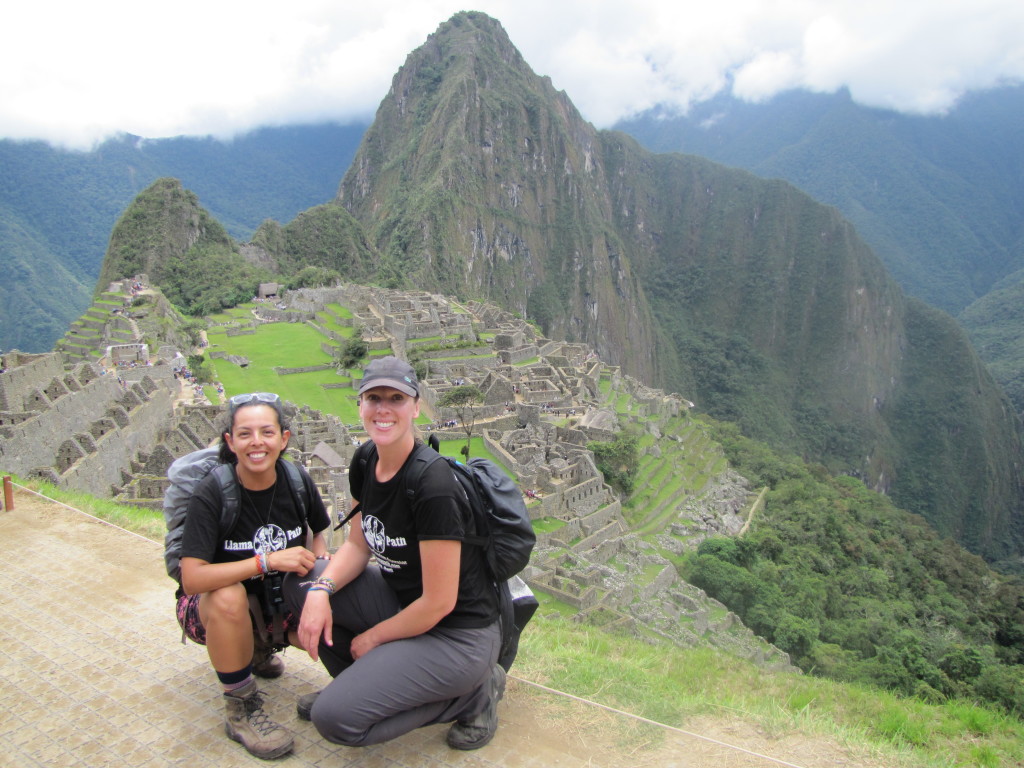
[287,355,505,751]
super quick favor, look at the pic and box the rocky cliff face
[337,12,662,384]
[331,12,1023,563]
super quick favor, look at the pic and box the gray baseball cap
[358,356,419,397]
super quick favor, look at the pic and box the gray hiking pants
[284,561,501,747]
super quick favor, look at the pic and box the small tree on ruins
[438,384,484,459]
[335,326,368,372]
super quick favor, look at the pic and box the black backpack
[348,437,538,670]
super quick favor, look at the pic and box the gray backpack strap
[211,463,241,534]
[277,459,310,533]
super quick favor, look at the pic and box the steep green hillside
[0,207,91,350]
[889,300,1024,565]
[616,88,1024,416]
[690,418,1024,715]
[324,12,1023,564]
[249,202,378,282]
[960,272,1024,417]
[616,87,1024,316]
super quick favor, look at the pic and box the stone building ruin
[0,280,790,669]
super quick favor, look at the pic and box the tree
[284,265,340,290]
[588,433,640,496]
[187,353,216,384]
[438,384,484,458]
[181,319,206,350]
[335,327,368,370]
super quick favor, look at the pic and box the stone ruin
[0,281,792,670]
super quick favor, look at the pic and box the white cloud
[1,0,1022,148]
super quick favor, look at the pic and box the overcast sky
[3,0,1022,149]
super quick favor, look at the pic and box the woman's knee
[199,583,251,627]
[311,704,370,747]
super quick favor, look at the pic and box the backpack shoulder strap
[209,463,241,534]
[358,440,377,471]
[278,458,310,531]
[401,441,446,504]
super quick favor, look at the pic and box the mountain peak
[333,13,1024,564]
[97,178,232,290]
[337,10,657,380]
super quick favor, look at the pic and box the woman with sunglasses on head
[285,357,505,752]
[178,392,331,760]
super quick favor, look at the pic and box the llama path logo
[253,523,288,554]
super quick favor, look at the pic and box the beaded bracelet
[313,576,337,593]
[298,576,336,593]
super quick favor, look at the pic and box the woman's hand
[267,546,316,575]
[343,540,462,659]
[350,628,382,660]
[297,590,333,661]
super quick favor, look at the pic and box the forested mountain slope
[325,12,1024,565]
[615,87,1024,415]
[616,87,1024,316]
[0,124,365,352]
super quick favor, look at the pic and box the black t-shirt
[181,460,330,595]
[350,442,498,628]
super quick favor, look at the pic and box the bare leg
[199,583,254,672]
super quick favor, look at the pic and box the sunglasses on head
[228,392,281,409]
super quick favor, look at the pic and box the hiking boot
[224,679,294,759]
[446,664,506,750]
[296,690,321,721]
[252,638,285,679]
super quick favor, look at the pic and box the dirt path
[0,486,890,768]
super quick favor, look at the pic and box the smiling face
[224,403,290,487]
[359,386,420,452]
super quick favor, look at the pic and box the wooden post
[2,476,12,511]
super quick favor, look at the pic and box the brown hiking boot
[252,636,285,679]
[224,679,294,759]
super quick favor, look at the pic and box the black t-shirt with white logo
[350,442,498,628]
[181,461,330,595]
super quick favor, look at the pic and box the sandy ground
[0,485,890,767]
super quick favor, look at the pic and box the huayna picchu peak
[329,12,1024,565]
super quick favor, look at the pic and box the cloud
[2,0,1022,148]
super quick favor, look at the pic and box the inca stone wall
[0,352,175,497]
